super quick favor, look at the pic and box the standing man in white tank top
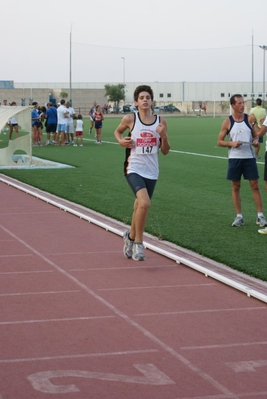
[217,94,267,228]
[114,85,170,261]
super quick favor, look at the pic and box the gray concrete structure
[0,81,265,115]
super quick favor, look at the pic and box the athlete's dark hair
[256,98,262,106]
[230,94,243,105]
[134,85,154,102]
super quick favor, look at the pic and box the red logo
[140,132,153,138]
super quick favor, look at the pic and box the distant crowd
[0,99,105,146]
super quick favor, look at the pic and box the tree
[104,84,125,113]
[59,91,68,99]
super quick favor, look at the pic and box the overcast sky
[0,0,266,84]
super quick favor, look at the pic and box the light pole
[70,23,73,107]
[259,45,267,106]
[121,57,125,84]
[121,57,125,105]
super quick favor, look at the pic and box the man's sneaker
[132,243,145,261]
[258,227,267,234]
[255,155,261,159]
[231,216,244,227]
[256,215,267,227]
[123,230,133,258]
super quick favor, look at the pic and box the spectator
[88,101,97,135]
[31,102,42,146]
[45,102,57,145]
[56,99,68,146]
[217,94,267,228]
[249,98,266,159]
[65,101,76,144]
[94,105,104,144]
[8,102,19,141]
[73,114,83,147]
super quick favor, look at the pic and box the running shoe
[258,227,267,234]
[132,242,145,261]
[231,216,244,227]
[123,230,133,258]
[256,215,267,227]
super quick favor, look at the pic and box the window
[220,93,225,98]
[167,93,171,98]
[159,93,163,98]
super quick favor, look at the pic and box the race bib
[136,137,158,154]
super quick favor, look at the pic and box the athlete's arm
[114,114,134,148]
[157,117,170,155]
[217,118,242,148]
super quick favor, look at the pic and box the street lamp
[259,45,267,105]
[121,57,125,105]
[121,57,125,84]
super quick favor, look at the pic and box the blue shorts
[126,173,157,199]
[227,158,259,181]
[57,123,67,132]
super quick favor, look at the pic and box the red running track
[0,176,267,399]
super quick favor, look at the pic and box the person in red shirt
[94,105,104,144]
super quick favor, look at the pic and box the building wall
[1,81,265,114]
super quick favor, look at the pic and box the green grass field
[1,115,266,281]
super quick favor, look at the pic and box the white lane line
[0,290,80,297]
[181,341,267,350]
[0,270,54,275]
[135,306,266,317]
[99,283,215,291]
[0,316,114,325]
[0,349,159,364]
[0,225,237,397]
[0,254,33,257]
[173,391,267,399]
[70,265,177,271]
[48,251,121,255]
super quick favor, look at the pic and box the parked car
[153,106,160,113]
[163,105,181,113]
[122,104,137,113]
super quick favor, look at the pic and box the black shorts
[32,121,42,129]
[46,123,57,133]
[126,173,157,199]
[264,152,267,181]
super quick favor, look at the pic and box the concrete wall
[0,81,264,114]
[0,88,107,114]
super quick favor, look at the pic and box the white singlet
[124,112,160,179]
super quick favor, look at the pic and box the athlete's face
[232,97,244,113]
[135,91,152,110]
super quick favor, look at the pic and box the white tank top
[124,112,160,179]
[228,114,254,159]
